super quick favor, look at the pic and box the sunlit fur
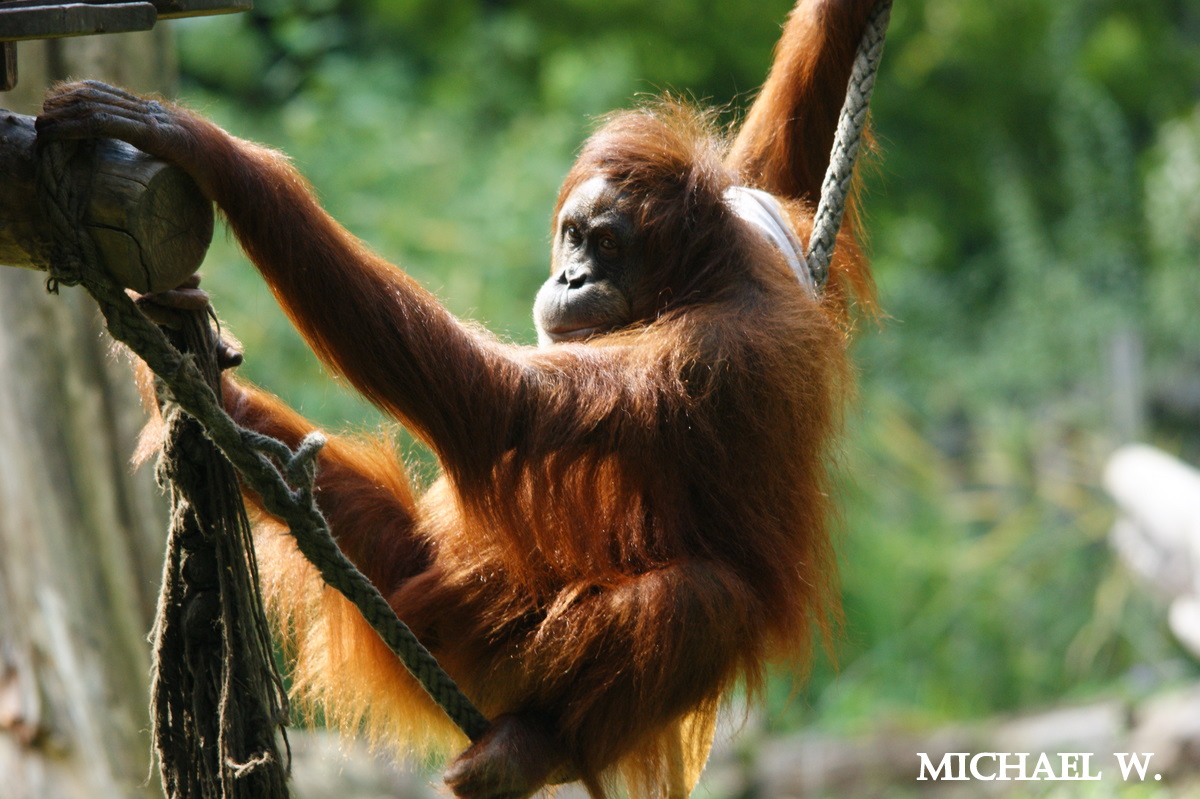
[115,0,880,796]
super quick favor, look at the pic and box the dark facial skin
[533,176,644,346]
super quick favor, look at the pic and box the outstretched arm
[37,81,524,467]
[727,0,881,203]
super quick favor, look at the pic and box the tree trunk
[0,29,175,799]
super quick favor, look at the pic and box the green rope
[103,278,488,741]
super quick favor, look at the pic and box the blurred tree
[0,32,173,799]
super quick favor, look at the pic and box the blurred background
[2,0,1200,797]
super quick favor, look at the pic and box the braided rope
[36,139,94,292]
[806,0,893,287]
[34,141,490,745]
[110,286,488,742]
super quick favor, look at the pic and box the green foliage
[795,0,1200,732]
[173,0,1200,750]
[784,401,1190,733]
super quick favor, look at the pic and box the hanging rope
[806,0,893,287]
[150,312,291,799]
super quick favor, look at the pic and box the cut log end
[0,110,214,292]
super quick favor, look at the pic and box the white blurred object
[1104,444,1200,657]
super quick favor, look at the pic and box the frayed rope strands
[33,139,492,757]
[805,0,893,288]
[151,310,292,799]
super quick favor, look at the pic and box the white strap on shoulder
[723,185,817,296]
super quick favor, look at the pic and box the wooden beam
[153,0,253,20]
[0,109,213,292]
[0,3,159,43]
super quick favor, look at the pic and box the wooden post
[0,109,212,292]
[2,27,182,799]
